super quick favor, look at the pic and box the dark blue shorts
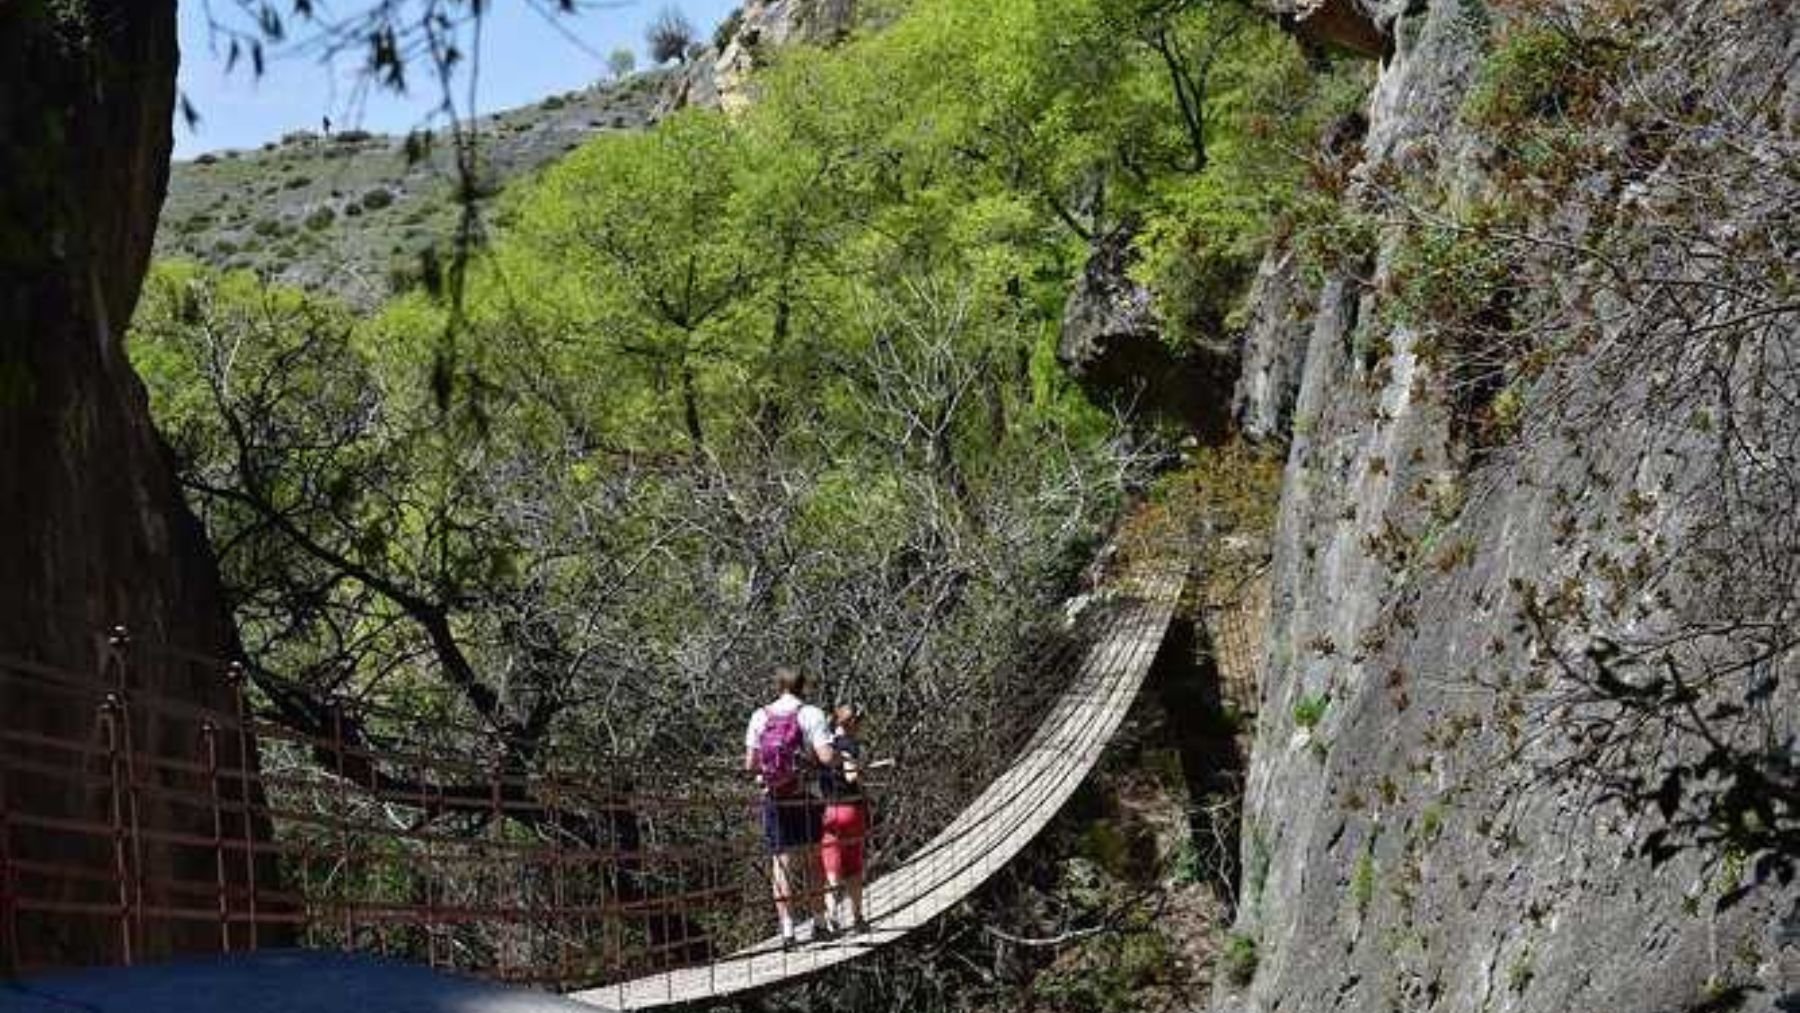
[762,794,822,853]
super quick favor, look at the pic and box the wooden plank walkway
[569,559,1188,1011]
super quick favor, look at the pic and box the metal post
[744,792,754,989]
[419,766,437,969]
[0,751,17,976]
[106,628,144,962]
[706,801,718,998]
[361,722,383,962]
[100,700,132,965]
[300,836,315,950]
[489,770,507,981]
[226,663,258,950]
[604,792,619,988]
[332,699,352,950]
[662,834,675,1003]
[573,784,592,986]
[202,721,230,952]
[548,781,566,988]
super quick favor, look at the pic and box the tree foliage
[133,0,1363,892]
[606,46,636,80]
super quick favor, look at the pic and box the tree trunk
[0,0,278,970]
[680,359,706,451]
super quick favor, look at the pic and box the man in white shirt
[744,666,837,945]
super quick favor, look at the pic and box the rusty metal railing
[0,606,1141,993]
[0,633,878,987]
[0,516,1207,1003]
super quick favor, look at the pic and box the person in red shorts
[819,703,870,933]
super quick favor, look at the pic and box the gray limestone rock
[1060,227,1237,438]
[1231,246,1316,444]
[1214,1,1799,1011]
[661,0,858,114]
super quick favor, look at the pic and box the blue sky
[174,0,741,159]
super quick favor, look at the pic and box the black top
[820,732,864,800]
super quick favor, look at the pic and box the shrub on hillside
[607,47,636,80]
[647,6,696,64]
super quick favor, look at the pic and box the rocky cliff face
[1218,1,1798,1010]
[661,0,858,113]
[1060,226,1238,438]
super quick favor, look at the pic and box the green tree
[504,110,758,451]
[607,46,637,80]
[647,5,698,64]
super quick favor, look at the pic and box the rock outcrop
[1230,246,1314,444]
[1215,1,1799,1010]
[1273,0,1389,60]
[1059,227,1237,438]
[662,0,858,114]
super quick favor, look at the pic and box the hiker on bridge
[745,666,836,947]
[820,703,870,934]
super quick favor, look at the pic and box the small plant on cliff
[1246,828,1272,909]
[1419,803,1445,843]
[1461,18,1625,138]
[1220,931,1259,986]
[1285,187,1379,286]
[1381,197,1534,448]
[1350,844,1376,918]
[1507,946,1536,993]
[1292,692,1329,730]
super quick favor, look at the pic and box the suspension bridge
[0,540,1254,1010]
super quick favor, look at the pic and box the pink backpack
[756,709,806,796]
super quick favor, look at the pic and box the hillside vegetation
[154,69,671,303]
